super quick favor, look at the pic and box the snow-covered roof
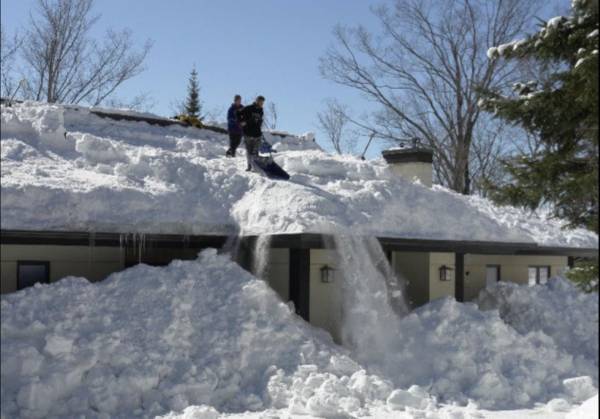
[1,101,597,249]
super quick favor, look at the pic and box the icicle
[221,234,242,262]
[88,231,96,278]
[119,233,125,268]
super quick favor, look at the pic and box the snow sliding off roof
[1,101,597,249]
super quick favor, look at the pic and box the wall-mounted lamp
[439,265,454,281]
[320,265,335,283]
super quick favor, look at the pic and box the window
[528,266,550,286]
[17,261,50,290]
[485,265,501,287]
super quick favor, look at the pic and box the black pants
[244,136,262,169]
[227,133,242,156]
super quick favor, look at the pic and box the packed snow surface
[1,102,597,249]
[2,250,598,418]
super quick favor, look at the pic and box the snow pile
[1,101,597,249]
[0,250,432,418]
[2,249,598,417]
[359,297,597,409]
[566,394,599,419]
[477,277,599,375]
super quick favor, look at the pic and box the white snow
[1,101,597,250]
[2,250,598,418]
[477,277,599,373]
[566,394,599,419]
[1,250,378,418]
[548,16,566,28]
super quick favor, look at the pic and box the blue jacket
[227,104,242,135]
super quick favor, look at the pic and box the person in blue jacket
[226,95,243,157]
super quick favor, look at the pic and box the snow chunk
[487,46,498,59]
[547,16,566,28]
[563,376,598,403]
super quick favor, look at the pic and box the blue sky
[2,0,384,155]
[1,0,564,157]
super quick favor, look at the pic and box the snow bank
[566,394,599,419]
[477,277,599,375]
[0,250,429,418]
[1,101,597,249]
[359,297,597,409]
[2,249,597,417]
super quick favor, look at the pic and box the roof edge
[1,229,596,257]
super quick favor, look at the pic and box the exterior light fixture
[439,265,453,281]
[320,265,335,283]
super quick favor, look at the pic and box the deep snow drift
[1,251,598,418]
[1,250,382,418]
[1,101,597,249]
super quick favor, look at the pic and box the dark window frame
[528,265,551,285]
[17,261,50,290]
[486,264,501,283]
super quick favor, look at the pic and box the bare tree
[0,27,22,97]
[20,0,152,105]
[264,102,278,130]
[317,99,356,154]
[320,0,542,194]
[103,92,155,112]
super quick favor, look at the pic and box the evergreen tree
[481,0,598,292]
[481,0,598,234]
[184,66,201,119]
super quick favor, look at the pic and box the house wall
[309,249,342,342]
[429,252,456,301]
[1,244,124,293]
[391,251,429,307]
[464,254,569,300]
[388,162,433,187]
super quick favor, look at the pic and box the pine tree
[481,0,598,292]
[481,0,598,234]
[184,66,201,119]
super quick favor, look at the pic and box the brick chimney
[382,144,433,187]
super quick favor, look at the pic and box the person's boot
[246,166,252,172]
[225,149,232,157]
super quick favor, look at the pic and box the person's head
[233,94,242,106]
[255,95,265,108]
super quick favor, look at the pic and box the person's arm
[227,107,236,127]
[238,106,248,126]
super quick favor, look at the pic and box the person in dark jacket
[239,95,265,171]
[226,95,243,157]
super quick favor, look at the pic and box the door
[289,249,310,321]
[485,265,500,287]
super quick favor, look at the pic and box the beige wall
[388,162,433,187]
[429,252,455,301]
[310,249,342,342]
[1,244,124,294]
[391,251,455,304]
[464,254,568,300]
